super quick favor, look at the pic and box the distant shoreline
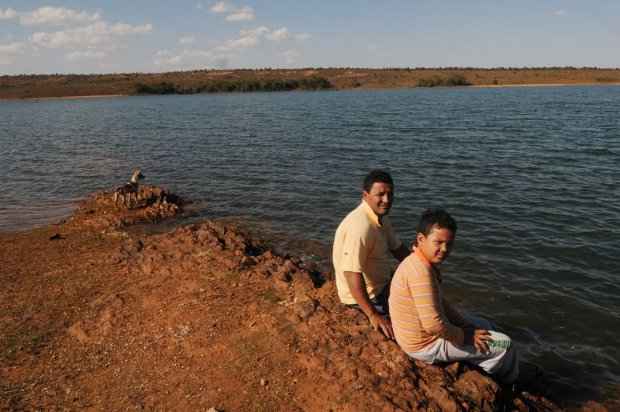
[472,82,620,88]
[2,67,620,99]
[2,83,619,101]
[0,94,127,101]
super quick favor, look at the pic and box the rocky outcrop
[68,184,184,229]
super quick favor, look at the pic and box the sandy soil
[0,185,613,411]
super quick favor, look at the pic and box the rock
[292,271,315,301]
[453,370,499,412]
[293,299,317,320]
[579,400,608,411]
[445,362,461,380]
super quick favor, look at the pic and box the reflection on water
[1,86,619,404]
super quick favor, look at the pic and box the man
[389,208,519,383]
[333,170,410,339]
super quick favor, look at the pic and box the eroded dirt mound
[0,200,612,411]
[68,184,184,229]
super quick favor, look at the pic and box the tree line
[134,77,333,95]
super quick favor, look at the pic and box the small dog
[113,169,145,208]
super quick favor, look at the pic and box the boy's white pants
[407,314,519,383]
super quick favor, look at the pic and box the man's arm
[344,271,394,340]
[390,243,410,262]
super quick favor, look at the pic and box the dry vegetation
[1,67,620,99]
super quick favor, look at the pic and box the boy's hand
[369,312,395,340]
[464,328,492,353]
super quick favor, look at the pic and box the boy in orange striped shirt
[389,209,519,383]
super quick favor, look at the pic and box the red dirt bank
[0,186,610,411]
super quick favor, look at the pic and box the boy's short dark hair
[416,208,457,236]
[363,169,394,193]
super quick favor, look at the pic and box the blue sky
[1,1,619,74]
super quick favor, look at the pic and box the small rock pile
[69,184,184,229]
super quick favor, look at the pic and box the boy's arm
[442,297,491,352]
[410,268,464,346]
[442,298,469,328]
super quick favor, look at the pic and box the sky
[1,1,619,75]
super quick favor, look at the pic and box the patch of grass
[1,328,51,363]
[259,288,282,304]
[134,76,333,95]
[417,74,471,87]
[595,77,618,83]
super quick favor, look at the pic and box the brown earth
[0,185,613,411]
[1,67,620,99]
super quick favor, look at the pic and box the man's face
[363,182,394,217]
[416,225,455,265]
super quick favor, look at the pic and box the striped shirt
[389,248,467,353]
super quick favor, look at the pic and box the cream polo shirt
[333,200,402,305]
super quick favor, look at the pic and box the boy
[389,208,519,383]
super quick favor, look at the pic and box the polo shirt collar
[361,200,382,227]
[414,247,442,282]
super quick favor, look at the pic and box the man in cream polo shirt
[333,170,410,339]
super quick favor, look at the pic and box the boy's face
[416,224,455,265]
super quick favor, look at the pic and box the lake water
[1,86,619,404]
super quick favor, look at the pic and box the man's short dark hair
[363,169,394,193]
[416,208,457,236]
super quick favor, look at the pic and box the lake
[1,86,619,404]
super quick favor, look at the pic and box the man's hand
[369,312,395,340]
[464,328,492,353]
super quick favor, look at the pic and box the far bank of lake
[2,67,620,99]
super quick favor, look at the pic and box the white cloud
[282,49,300,64]
[184,49,212,58]
[295,33,311,41]
[153,48,216,68]
[267,27,289,42]
[20,6,101,27]
[210,1,229,13]
[179,36,196,45]
[222,35,259,50]
[226,6,254,21]
[0,41,25,65]
[211,3,255,23]
[0,8,17,20]
[66,50,106,61]
[154,50,182,66]
[240,26,269,38]
[217,26,297,52]
[196,2,204,10]
[0,42,24,53]
[110,23,153,35]
[30,21,152,49]
[553,9,567,16]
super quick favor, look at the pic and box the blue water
[1,86,619,404]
